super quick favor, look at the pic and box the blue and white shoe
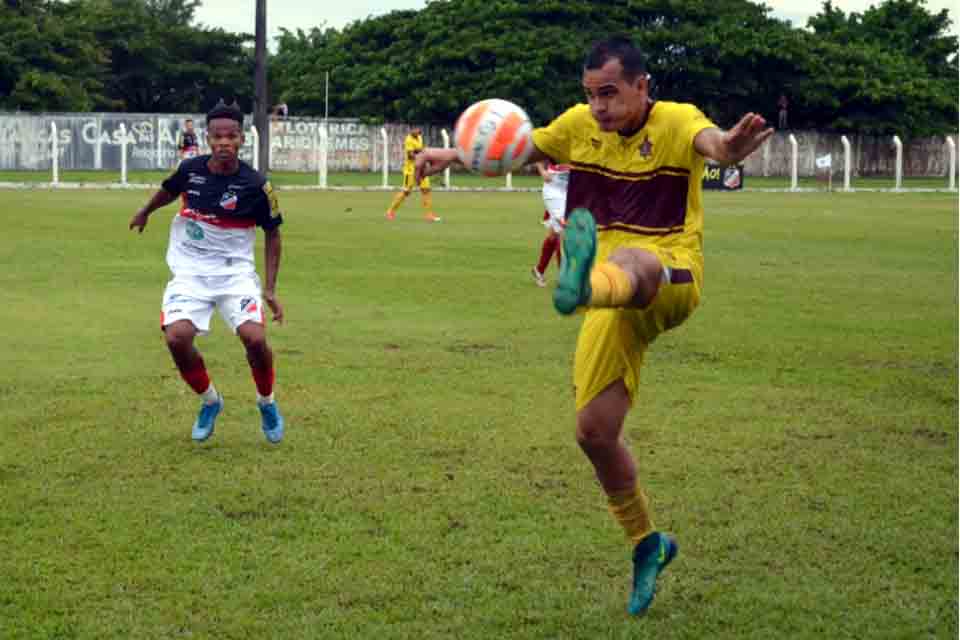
[628,531,678,616]
[259,401,284,444]
[191,394,223,442]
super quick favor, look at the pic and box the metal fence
[0,111,956,184]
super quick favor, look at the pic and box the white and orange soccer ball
[454,99,534,176]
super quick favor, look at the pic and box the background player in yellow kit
[415,36,772,616]
[386,126,441,222]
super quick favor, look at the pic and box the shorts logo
[185,219,204,240]
[220,191,238,211]
[239,297,258,313]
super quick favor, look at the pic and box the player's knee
[575,415,618,453]
[163,322,194,352]
[238,323,267,353]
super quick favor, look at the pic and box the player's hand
[129,210,150,233]
[415,148,459,183]
[721,113,774,164]
[264,290,284,324]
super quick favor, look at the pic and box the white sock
[258,392,275,405]
[201,384,220,405]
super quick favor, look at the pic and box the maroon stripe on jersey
[566,170,689,230]
[570,161,690,179]
[179,208,256,229]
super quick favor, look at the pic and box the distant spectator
[777,94,789,129]
[272,102,289,119]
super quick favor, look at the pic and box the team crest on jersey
[239,297,258,313]
[219,191,238,211]
[639,137,653,159]
[590,137,601,149]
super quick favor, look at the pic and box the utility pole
[254,0,269,172]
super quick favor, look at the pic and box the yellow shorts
[573,235,702,412]
[402,172,430,191]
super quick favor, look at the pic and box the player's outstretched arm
[129,189,177,233]
[694,113,774,166]
[414,148,459,182]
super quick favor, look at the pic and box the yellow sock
[388,191,408,213]
[608,485,655,546]
[421,190,433,214]
[589,262,635,307]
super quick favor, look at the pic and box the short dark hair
[584,36,648,83]
[206,99,243,126]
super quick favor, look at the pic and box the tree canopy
[2,0,956,137]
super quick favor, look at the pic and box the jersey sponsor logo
[185,219,205,240]
[219,191,238,211]
[188,174,206,185]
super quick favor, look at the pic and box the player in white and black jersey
[129,99,286,444]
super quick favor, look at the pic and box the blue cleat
[191,394,223,442]
[553,207,597,315]
[628,532,678,616]
[259,401,284,444]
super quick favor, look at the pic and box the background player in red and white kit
[129,100,286,444]
[177,118,200,160]
[531,160,570,287]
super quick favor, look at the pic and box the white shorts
[542,187,567,234]
[161,272,263,336]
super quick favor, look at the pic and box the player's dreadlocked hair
[206,99,244,126]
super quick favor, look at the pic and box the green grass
[0,169,954,190]
[0,188,956,639]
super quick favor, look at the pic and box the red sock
[180,359,211,394]
[536,235,559,274]
[251,366,275,397]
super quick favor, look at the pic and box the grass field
[1,187,957,639]
[0,168,955,191]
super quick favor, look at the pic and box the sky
[191,1,959,44]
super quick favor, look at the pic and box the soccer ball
[454,99,534,176]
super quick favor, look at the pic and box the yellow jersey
[531,102,715,257]
[403,133,424,174]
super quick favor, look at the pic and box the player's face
[207,118,243,163]
[185,121,194,132]
[582,58,649,132]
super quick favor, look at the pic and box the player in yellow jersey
[415,36,772,616]
[386,127,441,222]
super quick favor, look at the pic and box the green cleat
[628,532,678,616]
[553,208,597,315]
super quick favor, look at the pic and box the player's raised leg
[164,319,223,441]
[554,208,664,315]
[237,320,284,443]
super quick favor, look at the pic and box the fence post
[119,123,128,185]
[506,171,512,189]
[841,135,851,191]
[156,116,162,169]
[51,122,59,186]
[788,134,798,191]
[946,136,956,191]
[892,135,903,191]
[317,123,328,188]
[441,128,451,188]
[762,136,770,177]
[381,127,389,188]
[250,126,259,171]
